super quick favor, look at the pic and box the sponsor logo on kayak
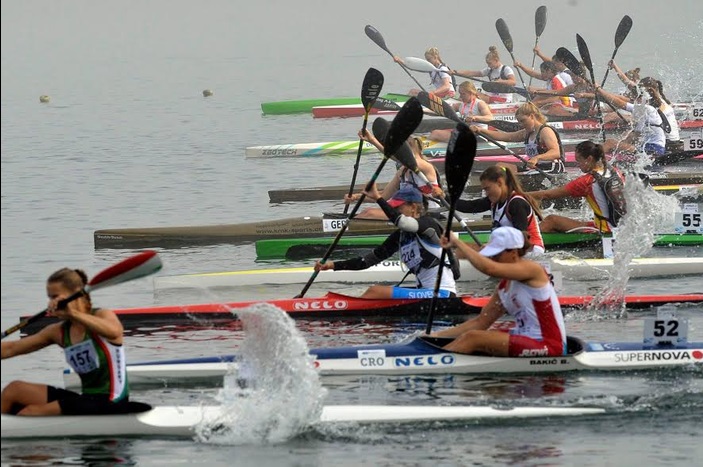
[518,348,549,357]
[293,300,348,311]
[262,148,299,156]
[394,355,455,367]
[613,350,702,362]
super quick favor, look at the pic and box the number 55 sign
[674,203,703,233]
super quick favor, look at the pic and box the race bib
[674,203,703,233]
[65,340,100,374]
[400,241,422,269]
[525,143,539,158]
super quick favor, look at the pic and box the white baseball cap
[480,226,525,257]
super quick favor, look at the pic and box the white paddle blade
[86,251,163,292]
[402,57,438,73]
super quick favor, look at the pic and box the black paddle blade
[393,141,418,173]
[383,97,423,156]
[361,68,384,111]
[488,119,521,132]
[365,25,391,55]
[495,18,513,52]
[555,47,585,80]
[575,34,597,84]
[372,97,401,111]
[371,117,390,143]
[481,82,529,98]
[444,125,478,205]
[535,6,547,37]
[416,91,462,126]
[615,15,633,48]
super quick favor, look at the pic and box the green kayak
[261,93,408,115]
[255,232,703,260]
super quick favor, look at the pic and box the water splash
[195,302,327,444]
[573,173,679,320]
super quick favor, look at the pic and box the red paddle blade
[86,250,162,292]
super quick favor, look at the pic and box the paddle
[556,46,627,125]
[599,15,633,88]
[344,67,385,215]
[417,91,555,180]
[2,250,163,339]
[365,25,426,92]
[296,98,424,298]
[403,57,490,85]
[372,97,402,112]
[529,6,548,87]
[575,34,607,141]
[481,81,530,98]
[425,124,477,335]
[495,18,530,102]
[487,119,522,132]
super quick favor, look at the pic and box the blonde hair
[515,102,547,125]
[486,46,500,62]
[425,47,443,63]
[458,81,478,94]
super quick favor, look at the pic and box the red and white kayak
[21,291,703,334]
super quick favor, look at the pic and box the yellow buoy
[39,95,50,103]
[202,89,213,97]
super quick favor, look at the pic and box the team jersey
[430,63,455,98]
[547,74,577,108]
[524,124,566,174]
[497,278,566,355]
[480,65,515,103]
[457,98,487,129]
[563,169,622,233]
[62,313,128,402]
[624,102,666,150]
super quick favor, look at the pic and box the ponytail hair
[575,140,606,164]
[479,165,543,220]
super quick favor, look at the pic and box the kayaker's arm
[1,323,61,359]
[528,186,570,201]
[455,197,491,214]
[431,291,505,337]
[327,230,402,272]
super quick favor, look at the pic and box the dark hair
[540,61,558,75]
[575,140,605,163]
[517,230,534,257]
[47,268,91,306]
[480,165,543,220]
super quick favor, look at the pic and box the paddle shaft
[344,114,372,215]
[296,158,392,298]
[1,290,85,339]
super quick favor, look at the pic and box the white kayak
[1,404,604,439]
[153,257,703,290]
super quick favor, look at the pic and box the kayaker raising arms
[316,185,459,299]
[1,268,140,416]
[433,226,566,357]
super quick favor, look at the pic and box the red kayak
[19,292,703,334]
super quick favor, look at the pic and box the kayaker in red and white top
[394,47,455,99]
[451,46,517,103]
[433,226,566,357]
[454,165,545,256]
[528,140,626,234]
[524,61,579,116]
[429,81,494,143]
[1,268,141,416]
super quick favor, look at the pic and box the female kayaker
[394,47,455,99]
[429,81,494,143]
[528,140,626,234]
[640,77,681,150]
[1,268,139,416]
[316,185,459,299]
[455,165,545,255]
[347,130,444,219]
[451,46,517,103]
[471,102,565,174]
[432,226,566,357]
[524,61,579,116]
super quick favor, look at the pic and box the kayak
[254,231,703,260]
[312,101,520,119]
[0,404,604,439]
[260,93,406,115]
[21,292,703,335]
[151,257,703,290]
[61,311,702,388]
[93,216,493,249]
[63,336,703,388]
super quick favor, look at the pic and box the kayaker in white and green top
[1,268,140,416]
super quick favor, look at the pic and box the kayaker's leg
[1,381,51,414]
[442,330,510,356]
[360,285,393,299]
[540,215,590,233]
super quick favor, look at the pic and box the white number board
[685,130,703,151]
[643,310,688,346]
[674,203,703,233]
[690,105,703,120]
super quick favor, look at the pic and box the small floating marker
[39,95,50,103]
[202,89,213,97]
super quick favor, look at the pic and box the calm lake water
[2,0,702,465]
